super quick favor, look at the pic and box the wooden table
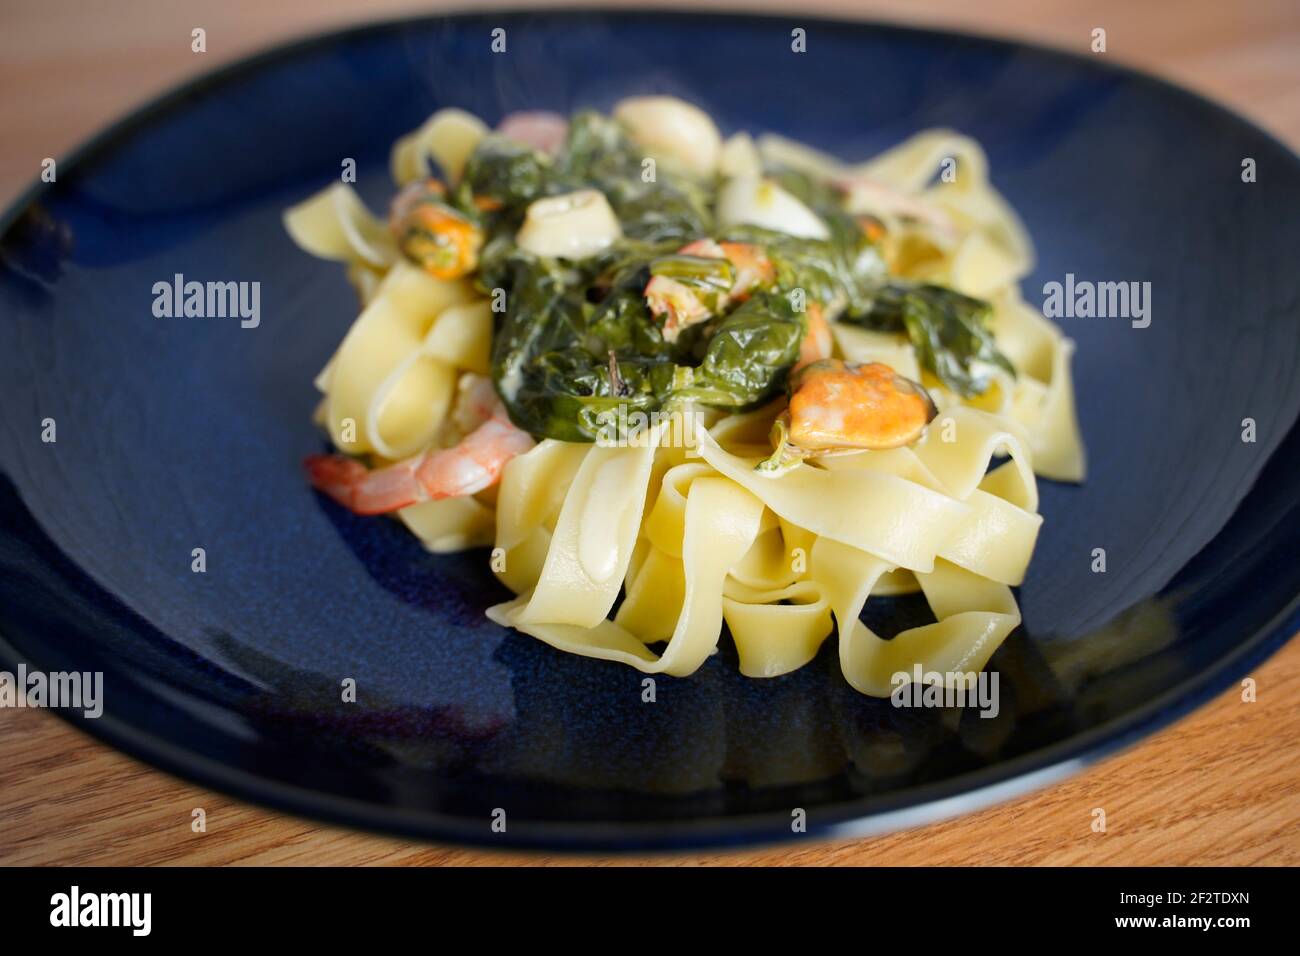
[2,0,1298,866]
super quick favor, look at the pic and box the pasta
[286,99,1085,696]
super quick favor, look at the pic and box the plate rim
[2,7,1298,853]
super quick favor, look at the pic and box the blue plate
[2,11,1298,851]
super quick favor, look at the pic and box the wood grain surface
[1,0,1298,866]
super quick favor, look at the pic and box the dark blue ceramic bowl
[2,10,1298,851]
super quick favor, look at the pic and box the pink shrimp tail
[304,454,422,516]
[305,405,535,516]
[497,111,569,155]
[415,416,536,500]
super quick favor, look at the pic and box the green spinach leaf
[842,282,1015,397]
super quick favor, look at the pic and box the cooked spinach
[718,223,885,317]
[488,247,679,443]
[456,134,550,212]
[549,111,638,192]
[551,111,711,243]
[466,109,1008,440]
[842,282,1015,397]
[584,287,672,359]
[504,349,679,442]
[682,292,806,408]
[648,253,734,311]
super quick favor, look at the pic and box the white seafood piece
[613,95,721,177]
[716,175,830,240]
[515,189,623,259]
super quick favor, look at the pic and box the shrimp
[794,303,832,372]
[497,111,569,156]
[305,378,534,515]
[644,275,712,343]
[644,239,775,342]
[705,241,775,301]
[676,238,727,260]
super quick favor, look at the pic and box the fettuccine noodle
[286,100,1085,697]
